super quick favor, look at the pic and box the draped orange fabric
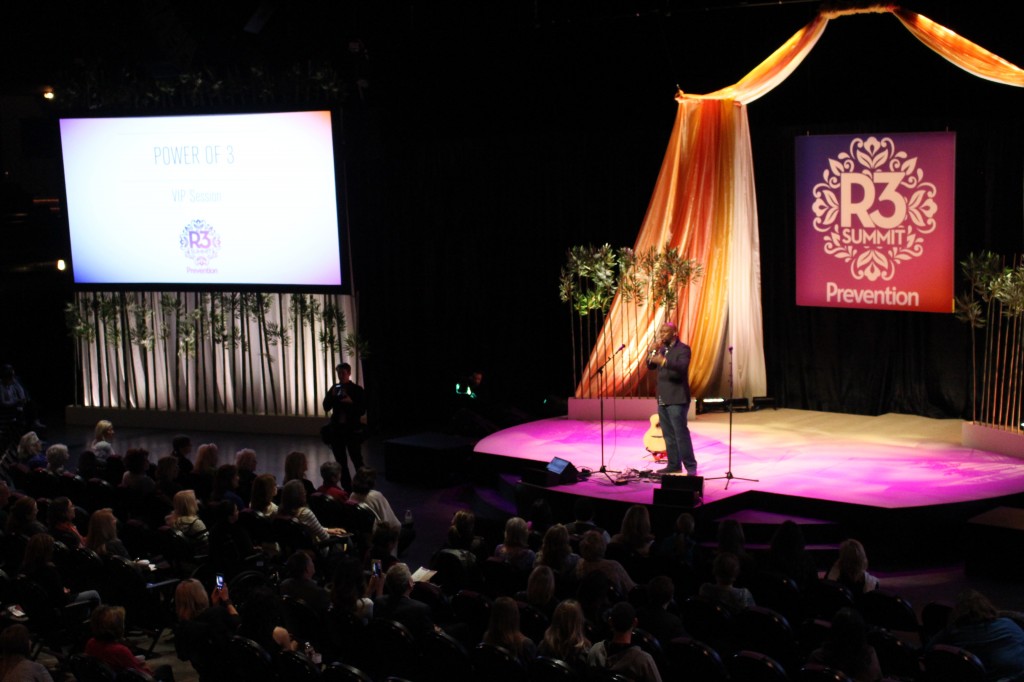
[577,6,1024,400]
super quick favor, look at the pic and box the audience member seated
[17,431,44,468]
[85,508,129,559]
[637,575,686,644]
[445,509,486,561]
[185,443,218,503]
[22,533,101,610]
[155,455,181,506]
[283,451,316,499]
[279,479,347,544]
[330,556,383,623]
[494,516,536,572]
[808,607,882,682]
[656,512,698,567]
[366,522,400,574]
[237,585,290,655]
[611,504,656,557]
[90,420,116,462]
[927,588,1024,682]
[698,552,755,614]
[46,496,83,548]
[0,623,53,681]
[211,464,245,509]
[76,450,99,482]
[6,496,47,537]
[208,501,255,572]
[0,481,11,530]
[539,599,591,674]
[121,448,156,495]
[86,605,174,681]
[536,523,580,577]
[522,565,558,618]
[171,434,194,483]
[280,550,331,615]
[234,449,258,507]
[45,443,71,476]
[576,530,636,596]
[826,539,879,594]
[0,363,42,434]
[349,466,414,555]
[173,578,240,680]
[167,490,210,553]
[713,519,757,586]
[763,520,819,589]
[483,595,538,665]
[567,498,611,543]
[250,474,279,517]
[374,562,436,638]
[587,601,662,682]
[316,460,349,503]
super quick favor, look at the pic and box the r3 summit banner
[795,132,955,313]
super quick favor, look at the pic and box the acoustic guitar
[643,414,666,458]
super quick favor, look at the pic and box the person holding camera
[322,362,367,491]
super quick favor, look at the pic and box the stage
[474,408,1024,510]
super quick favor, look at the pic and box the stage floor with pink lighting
[474,409,1024,509]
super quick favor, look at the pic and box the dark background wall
[1,1,1022,431]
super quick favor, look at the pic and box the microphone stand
[594,344,627,486]
[705,345,757,490]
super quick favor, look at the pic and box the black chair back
[664,636,729,681]
[729,649,791,682]
[226,635,276,682]
[797,663,853,681]
[472,642,527,682]
[419,630,474,682]
[922,644,986,682]
[529,656,580,681]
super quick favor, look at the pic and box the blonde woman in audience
[168,490,209,551]
[826,538,879,594]
[90,420,116,461]
[539,599,591,673]
[494,516,536,572]
[84,508,129,558]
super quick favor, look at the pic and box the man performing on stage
[322,362,367,491]
[647,322,697,476]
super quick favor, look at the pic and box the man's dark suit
[648,337,697,474]
[373,594,435,638]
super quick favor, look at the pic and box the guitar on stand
[643,414,668,467]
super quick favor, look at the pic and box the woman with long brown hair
[482,596,537,665]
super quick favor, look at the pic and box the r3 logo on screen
[179,219,222,272]
[810,135,938,283]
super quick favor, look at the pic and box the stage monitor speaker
[660,475,704,495]
[653,488,700,507]
[547,457,579,484]
[523,457,579,487]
